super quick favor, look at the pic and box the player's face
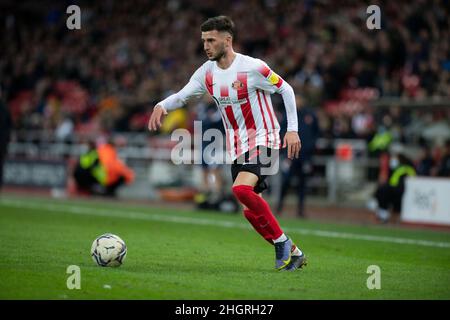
[201,30,229,61]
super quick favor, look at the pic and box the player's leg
[232,171,285,240]
[242,193,275,244]
[245,193,307,265]
[232,171,273,242]
[232,171,294,270]
[256,190,307,271]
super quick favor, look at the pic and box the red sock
[232,185,283,241]
[243,209,273,245]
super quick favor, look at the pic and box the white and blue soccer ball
[91,233,127,267]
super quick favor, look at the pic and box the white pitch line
[1,199,450,249]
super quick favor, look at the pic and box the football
[91,233,127,267]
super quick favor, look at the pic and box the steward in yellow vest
[374,153,416,223]
[73,140,134,197]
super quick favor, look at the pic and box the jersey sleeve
[252,59,298,132]
[252,59,285,94]
[158,65,206,110]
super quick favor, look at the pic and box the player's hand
[282,131,301,159]
[148,105,168,131]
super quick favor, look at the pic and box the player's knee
[231,184,254,203]
[231,185,245,201]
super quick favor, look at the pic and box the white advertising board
[402,177,450,226]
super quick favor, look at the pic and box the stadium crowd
[1,0,449,158]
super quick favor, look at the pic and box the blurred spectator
[367,117,393,181]
[0,86,12,191]
[55,114,74,142]
[73,141,99,194]
[194,99,226,209]
[276,95,320,217]
[0,0,448,138]
[160,108,189,134]
[351,108,374,140]
[373,153,416,223]
[437,140,450,177]
[368,118,393,156]
[416,146,435,176]
[73,137,135,197]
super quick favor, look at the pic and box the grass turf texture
[0,195,449,299]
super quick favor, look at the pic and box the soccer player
[148,16,306,271]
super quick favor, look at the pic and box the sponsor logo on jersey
[217,96,248,105]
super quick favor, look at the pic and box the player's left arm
[253,62,301,159]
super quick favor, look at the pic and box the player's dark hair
[201,16,235,38]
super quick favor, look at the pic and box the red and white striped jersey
[158,53,298,161]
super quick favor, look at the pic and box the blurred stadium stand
[1,0,449,212]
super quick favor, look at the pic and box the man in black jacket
[276,96,320,217]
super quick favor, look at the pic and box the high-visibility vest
[389,165,416,187]
[79,150,107,186]
[97,144,135,185]
[369,131,393,152]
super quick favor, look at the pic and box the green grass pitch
[0,194,449,299]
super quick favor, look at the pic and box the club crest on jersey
[231,80,244,90]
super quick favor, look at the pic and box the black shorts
[231,147,278,194]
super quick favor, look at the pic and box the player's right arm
[148,66,206,131]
